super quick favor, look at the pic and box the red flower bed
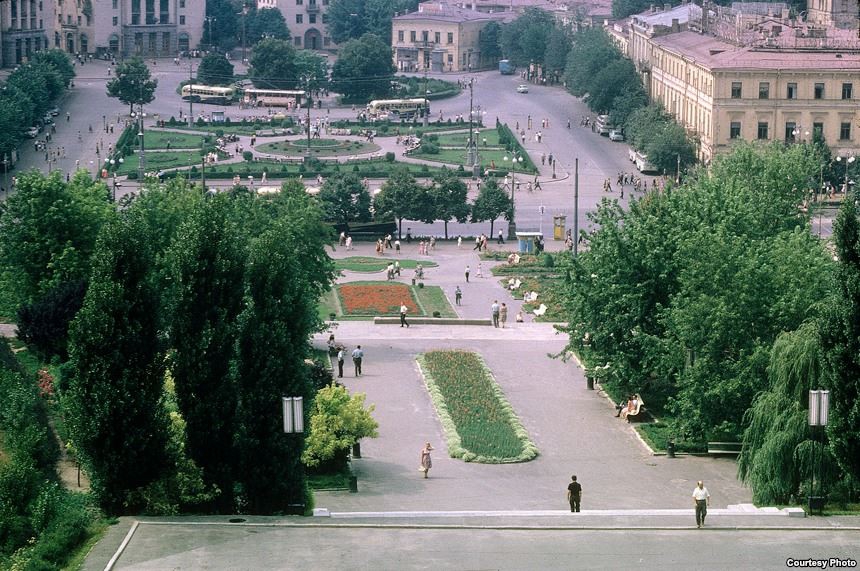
[338,283,419,316]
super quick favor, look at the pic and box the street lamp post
[303,75,313,156]
[241,3,249,63]
[205,16,217,50]
[808,389,830,514]
[836,155,855,194]
[109,157,124,201]
[133,107,147,183]
[2,154,9,194]
[504,150,523,241]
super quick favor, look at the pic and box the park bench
[707,441,742,456]
[616,394,650,423]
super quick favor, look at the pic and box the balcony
[414,40,435,48]
[306,3,320,12]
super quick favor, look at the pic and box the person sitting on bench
[616,395,634,417]
[619,395,640,420]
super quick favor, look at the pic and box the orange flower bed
[338,283,420,316]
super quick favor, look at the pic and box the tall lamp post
[808,389,830,515]
[205,16,217,50]
[240,3,249,63]
[303,75,314,156]
[504,150,523,241]
[132,107,147,183]
[836,155,855,194]
[109,157,124,201]
[2,154,8,195]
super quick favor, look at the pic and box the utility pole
[241,2,249,63]
[137,104,146,183]
[422,68,429,127]
[188,63,194,126]
[467,78,479,178]
[205,16,217,50]
[201,156,206,190]
[573,158,579,256]
[305,76,312,156]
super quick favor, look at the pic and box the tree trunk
[490,218,495,236]
[444,220,449,240]
[398,217,403,240]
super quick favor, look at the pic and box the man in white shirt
[692,481,710,528]
[352,346,364,376]
[400,303,410,328]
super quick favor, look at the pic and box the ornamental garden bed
[256,139,380,157]
[321,281,456,320]
[334,257,438,273]
[417,350,538,463]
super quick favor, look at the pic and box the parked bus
[595,114,613,135]
[180,84,236,105]
[366,98,429,119]
[242,88,305,108]
[499,59,515,75]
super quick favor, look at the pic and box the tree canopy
[319,172,372,226]
[247,5,291,44]
[326,0,419,44]
[330,33,395,101]
[248,38,299,90]
[107,57,158,113]
[499,8,557,66]
[196,53,235,86]
[470,177,512,236]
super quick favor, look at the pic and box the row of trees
[0,50,75,164]
[563,141,860,504]
[318,168,513,239]
[495,9,573,77]
[1,172,341,515]
[203,0,290,52]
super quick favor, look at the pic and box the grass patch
[310,348,332,370]
[141,130,207,150]
[413,283,457,318]
[335,257,438,273]
[307,470,352,491]
[115,150,207,175]
[417,350,538,463]
[330,120,471,138]
[492,253,568,322]
[410,147,537,173]
[431,128,502,147]
[318,288,342,321]
[635,423,706,454]
[167,157,456,180]
[256,139,379,157]
[61,516,115,571]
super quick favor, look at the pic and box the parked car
[49,107,60,116]
[516,84,529,93]
[26,127,39,138]
[43,114,54,125]
[609,129,625,142]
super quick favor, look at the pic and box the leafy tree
[6,65,51,115]
[106,57,158,114]
[0,96,28,161]
[470,178,512,236]
[247,5,290,44]
[409,184,439,225]
[544,26,571,75]
[318,172,372,226]
[32,49,76,87]
[641,120,697,176]
[821,195,860,484]
[203,0,242,51]
[586,58,641,114]
[613,0,654,18]
[63,211,171,514]
[196,53,235,86]
[327,0,418,44]
[432,169,469,239]
[166,194,246,512]
[16,280,87,361]
[0,171,114,306]
[330,33,395,101]
[626,104,671,150]
[302,383,379,471]
[564,28,621,99]
[609,86,648,130]
[294,50,330,95]
[233,196,334,514]
[499,8,556,66]
[374,168,421,238]
[248,38,299,90]
[479,21,503,65]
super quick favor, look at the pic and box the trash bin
[349,475,358,493]
[553,215,566,240]
[586,376,594,390]
[667,440,676,458]
[352,441,361,458]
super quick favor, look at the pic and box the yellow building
[392,4,512,72]
[617,2,860,161]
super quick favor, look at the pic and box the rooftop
[395,3,514,22]
[632,3,702,29]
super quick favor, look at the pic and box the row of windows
[729,120,852,141]
[731,81,853,100]
[397,30,456,44]
[111,0,186,6]
[294,0,330,5]
[293,35,331,47]
[296,13,328,24]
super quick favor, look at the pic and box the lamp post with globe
[503,150,524,241]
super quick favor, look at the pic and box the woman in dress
[419,442,434,478]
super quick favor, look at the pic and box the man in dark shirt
[567,475,582,513]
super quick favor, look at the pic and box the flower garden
[417,350,538,463]
[338,282,418,316]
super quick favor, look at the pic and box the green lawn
[330,121,473,138]
[411,147,537,173]
[140,130,207,150]
[163,124,293,136]
[334,257,438,273]
[413,283,457,318]
[184,158,454,180]
[432,128,502,147]
[115,150,207,175]
[418,350,538,463]
[307,470,352,490]
[492,253,568,322]
[256,139,380,157]
[635,423,707,454]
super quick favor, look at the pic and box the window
[730,122,741,139]
[113,0,118,8]
[814,83,825,99]
[787,82,797,99]
[113,15,118,25]
[179,15,185,24]
[434,32,440,43]
[759,82,769,99]
[309,14,316,23]
[842,83,853,99]
[731,82,742,98]
[398,30,404,42]
[447,32,453,44]
[813,122,824,140]
[297,0,303,3]
[296,14,302,23]
[294,36,301,46]
[840,122,851,140]
[324,36,330,46]
[757,122,769,140]
[322,13,328,23]
[410,30,416,42]
[180,0,185,6]
[785,121,797,142]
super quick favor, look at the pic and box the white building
[256,0,335,51]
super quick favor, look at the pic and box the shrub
[242,151,253,162]
[385,152,395,162]
[432,311,441,317]
[195,117,206,127]
[16,280,87,361]
[542,253,555,268]
[422,142,440,154]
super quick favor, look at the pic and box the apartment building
[0,0,50,66]
[256,0,335,51]
[91,0,204,58]
[392,3,512,72]
[610,1,860,161]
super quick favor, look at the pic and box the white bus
[366,98,429,119]
[180,84,236,105]
[242,88,305,108]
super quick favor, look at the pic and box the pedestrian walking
[352,345,364,376]
[400,303,410,328]
[465,265,470,283]
[567,475,582,512]
[395,239,401,253]
[337,347,345,378]
[457,236,463,249]
[455,286,462,306]
[491,300,500,327]
[693,481,710,528]
[500,303,508,328]
[419,442,434,478]
[498,230,505,245]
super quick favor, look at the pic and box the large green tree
[106,57,158,114]
[248,38,299,90]
[247,5,290,44]
[330,33,395,101]
[374,168,422,238]
[294,50,330,95]
[432,169,469,239]
[470,177,512,236]
[612,0,653,18]
[499,8,556,66]
[166,194,246,512]
[318,172,372,226]
[196,52,235,86]
[203,0,242,51]
[63,211,171,513]
[564,27,621,99]
[479,21,503,65]
[327,0,418,44]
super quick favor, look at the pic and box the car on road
[26,127,39,138]
[516,84,529,93]
[43,114,54,125]
[49,107,60,116]
[609,129,625,142]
